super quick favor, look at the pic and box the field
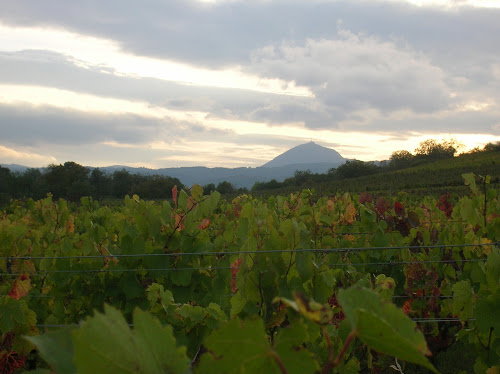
[1,173,499,373]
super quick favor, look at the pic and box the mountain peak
[262,142,345,168]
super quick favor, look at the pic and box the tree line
[0,163,184,203]
[0,162,250,205]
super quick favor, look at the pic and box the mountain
[1,142,347,189]
[95,143,345,188]
[262,142,345,167]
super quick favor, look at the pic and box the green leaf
[452,280,474,321]
[230,291,246,318]
[462,173,478,194]
[198,318,275,373]
[72,305,141,374]
[475,289,500,334]
[486,248,500,290]
[190,184,204,201]
[24,327,77,374]
[338,286,438,373]
[132,308,190,374]
[178,190,189,211]
[198,318,316,374]
[72,304,189,374]
[295,252,314,282]
[0,296,37,335]
[178,305,207,324]
[273,321,319,374]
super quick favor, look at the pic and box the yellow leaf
[344,203,356,224]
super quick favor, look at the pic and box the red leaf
[174,214,185,231]
[437,193,453,218]
[394,201,404,216]
[375,197,390,215]
[8,274,31,300]
[172,185,178,207]
[230,258,243,293]
[358,192,373,204]
[0,350,26,374]
[10,260,35,274]
[402,300,413,315]
[197,219,210,230]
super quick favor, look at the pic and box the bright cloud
[0,145,56,166]
[0,23,312,97]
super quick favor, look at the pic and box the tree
[0,166,10,193]
[130,175,183,199]
[42,162,91,201]
[111,169,134,198]
[389,150,414,169]
[251,179,282,192]
[414,139,459,160]
[203,183,216,194]
[0,166,11,204]
[335,160,379,179]
[483,142,500,152]
[216,181,236,194]
[89,168,112,200]
[292,170,314,185]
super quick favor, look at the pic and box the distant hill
[1,142,347,189]
[97,162,345,189]
[0,164,30,173]
[262,141,345,167]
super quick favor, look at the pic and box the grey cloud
[0,105,160,146]
[1,0,499,69]
[0,103,237,147]
[249,34,452,116]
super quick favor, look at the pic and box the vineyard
[1,173,499,373]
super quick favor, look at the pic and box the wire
[2,242,497,261]
[0,256,489,276]
[34,318,475,329]
[392,295,453,299]
[1,266,235,277]
[328,258,487,267]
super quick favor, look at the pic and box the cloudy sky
[1,0,499,169]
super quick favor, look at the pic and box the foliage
[0,174,499,373]
[334,160,380,179]
[414,139,460,160]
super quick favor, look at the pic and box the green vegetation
[1,173,499,373]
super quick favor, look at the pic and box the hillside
[253,151,500,196]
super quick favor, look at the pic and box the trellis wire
[2,241,497,262]
[0,257,489,277]
[3,243,494,327]
[33,317,476,329]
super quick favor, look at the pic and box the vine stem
[270,351,288,374]
[329,331,356,370]
[321,326,335,374]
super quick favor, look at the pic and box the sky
[1,0,499,169]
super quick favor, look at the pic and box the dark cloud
[0,104,161,146]
[1,0,499,68]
